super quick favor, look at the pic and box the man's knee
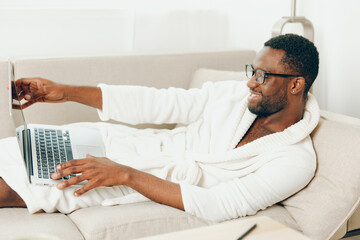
[0,178,26,207]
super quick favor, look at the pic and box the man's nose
[246,75,259,89]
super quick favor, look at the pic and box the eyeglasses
[245,64,301,85]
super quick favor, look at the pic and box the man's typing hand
[52,154,131,197]
[12,78,67,109]
[52,154,185,211]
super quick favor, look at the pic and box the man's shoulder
[265,136,316,169]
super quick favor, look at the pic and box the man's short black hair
[264,34,319,96]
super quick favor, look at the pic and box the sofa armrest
[0,59,14,139]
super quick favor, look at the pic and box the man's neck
[235,105,304,148]
[258,102,305,133]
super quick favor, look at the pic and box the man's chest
[235,120,274,148]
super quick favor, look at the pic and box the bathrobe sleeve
[96,83,212,124]
[97,81,248,125]
[179,149,316,222]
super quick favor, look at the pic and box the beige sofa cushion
[190,68,247,88]
[68,202,299,240]
[247,204,300,232]
[0,208,84,240]
[282,117,360,240]
[68,202,211,240]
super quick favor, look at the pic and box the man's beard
[248,89,288,117]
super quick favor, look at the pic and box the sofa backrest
[282,110,360,240]
[2,50,255,136]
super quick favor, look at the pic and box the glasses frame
[245,64,302,85]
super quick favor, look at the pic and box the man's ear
[289,77,306,95]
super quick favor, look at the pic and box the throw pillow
[282,117,360,240]
[190,68,247,89]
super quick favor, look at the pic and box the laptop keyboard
[34,128,76,180]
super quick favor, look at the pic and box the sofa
[0,50,359,240]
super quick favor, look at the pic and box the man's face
[247,47,290,117]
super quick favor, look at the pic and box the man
[0,34,319,221]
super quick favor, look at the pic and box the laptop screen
[9,62,27,132]
[8,62,34,180]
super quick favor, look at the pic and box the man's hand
[12,78,67,109]
[11,77,102,110]
[52,154,131,197]
[52,155,184,210]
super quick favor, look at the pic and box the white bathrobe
[0,80,319,222]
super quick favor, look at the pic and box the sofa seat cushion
[68,202,298,240]
[0,208,84,240]
[68,201,212,240]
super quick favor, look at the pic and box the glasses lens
[246,65,254,79]
[255,69,265,84]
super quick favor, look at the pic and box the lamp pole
[271,0,314,42]
[291,0,296,17]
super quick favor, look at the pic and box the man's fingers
[13,79,32,95]
[56,174,87,190]
[11,100,37,110]
[12,103,22,110]
[15,78,45,97]
[11,81,24,100]
[52,166,84,179]
[57,159,89,170]
[20,100,37,109]
[74,181,97,197]
[17,91,26,101]
[24,91,35,100]
[12,79,42,101]
[15,78,42,86]
[22,89,45,101]
[13,79,27,88]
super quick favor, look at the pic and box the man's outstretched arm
[13,78,102,110]
[51,155,184,211]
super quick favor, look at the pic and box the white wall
[0,0,291,56]
[299,0,360,118]
[0,9,135,57]
[0,0,359,118]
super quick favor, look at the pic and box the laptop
[9,62,105,186]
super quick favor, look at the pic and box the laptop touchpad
[76,145,104,159]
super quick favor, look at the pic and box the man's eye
[257,72,265,78]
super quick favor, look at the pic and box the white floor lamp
[272,0,314,42]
